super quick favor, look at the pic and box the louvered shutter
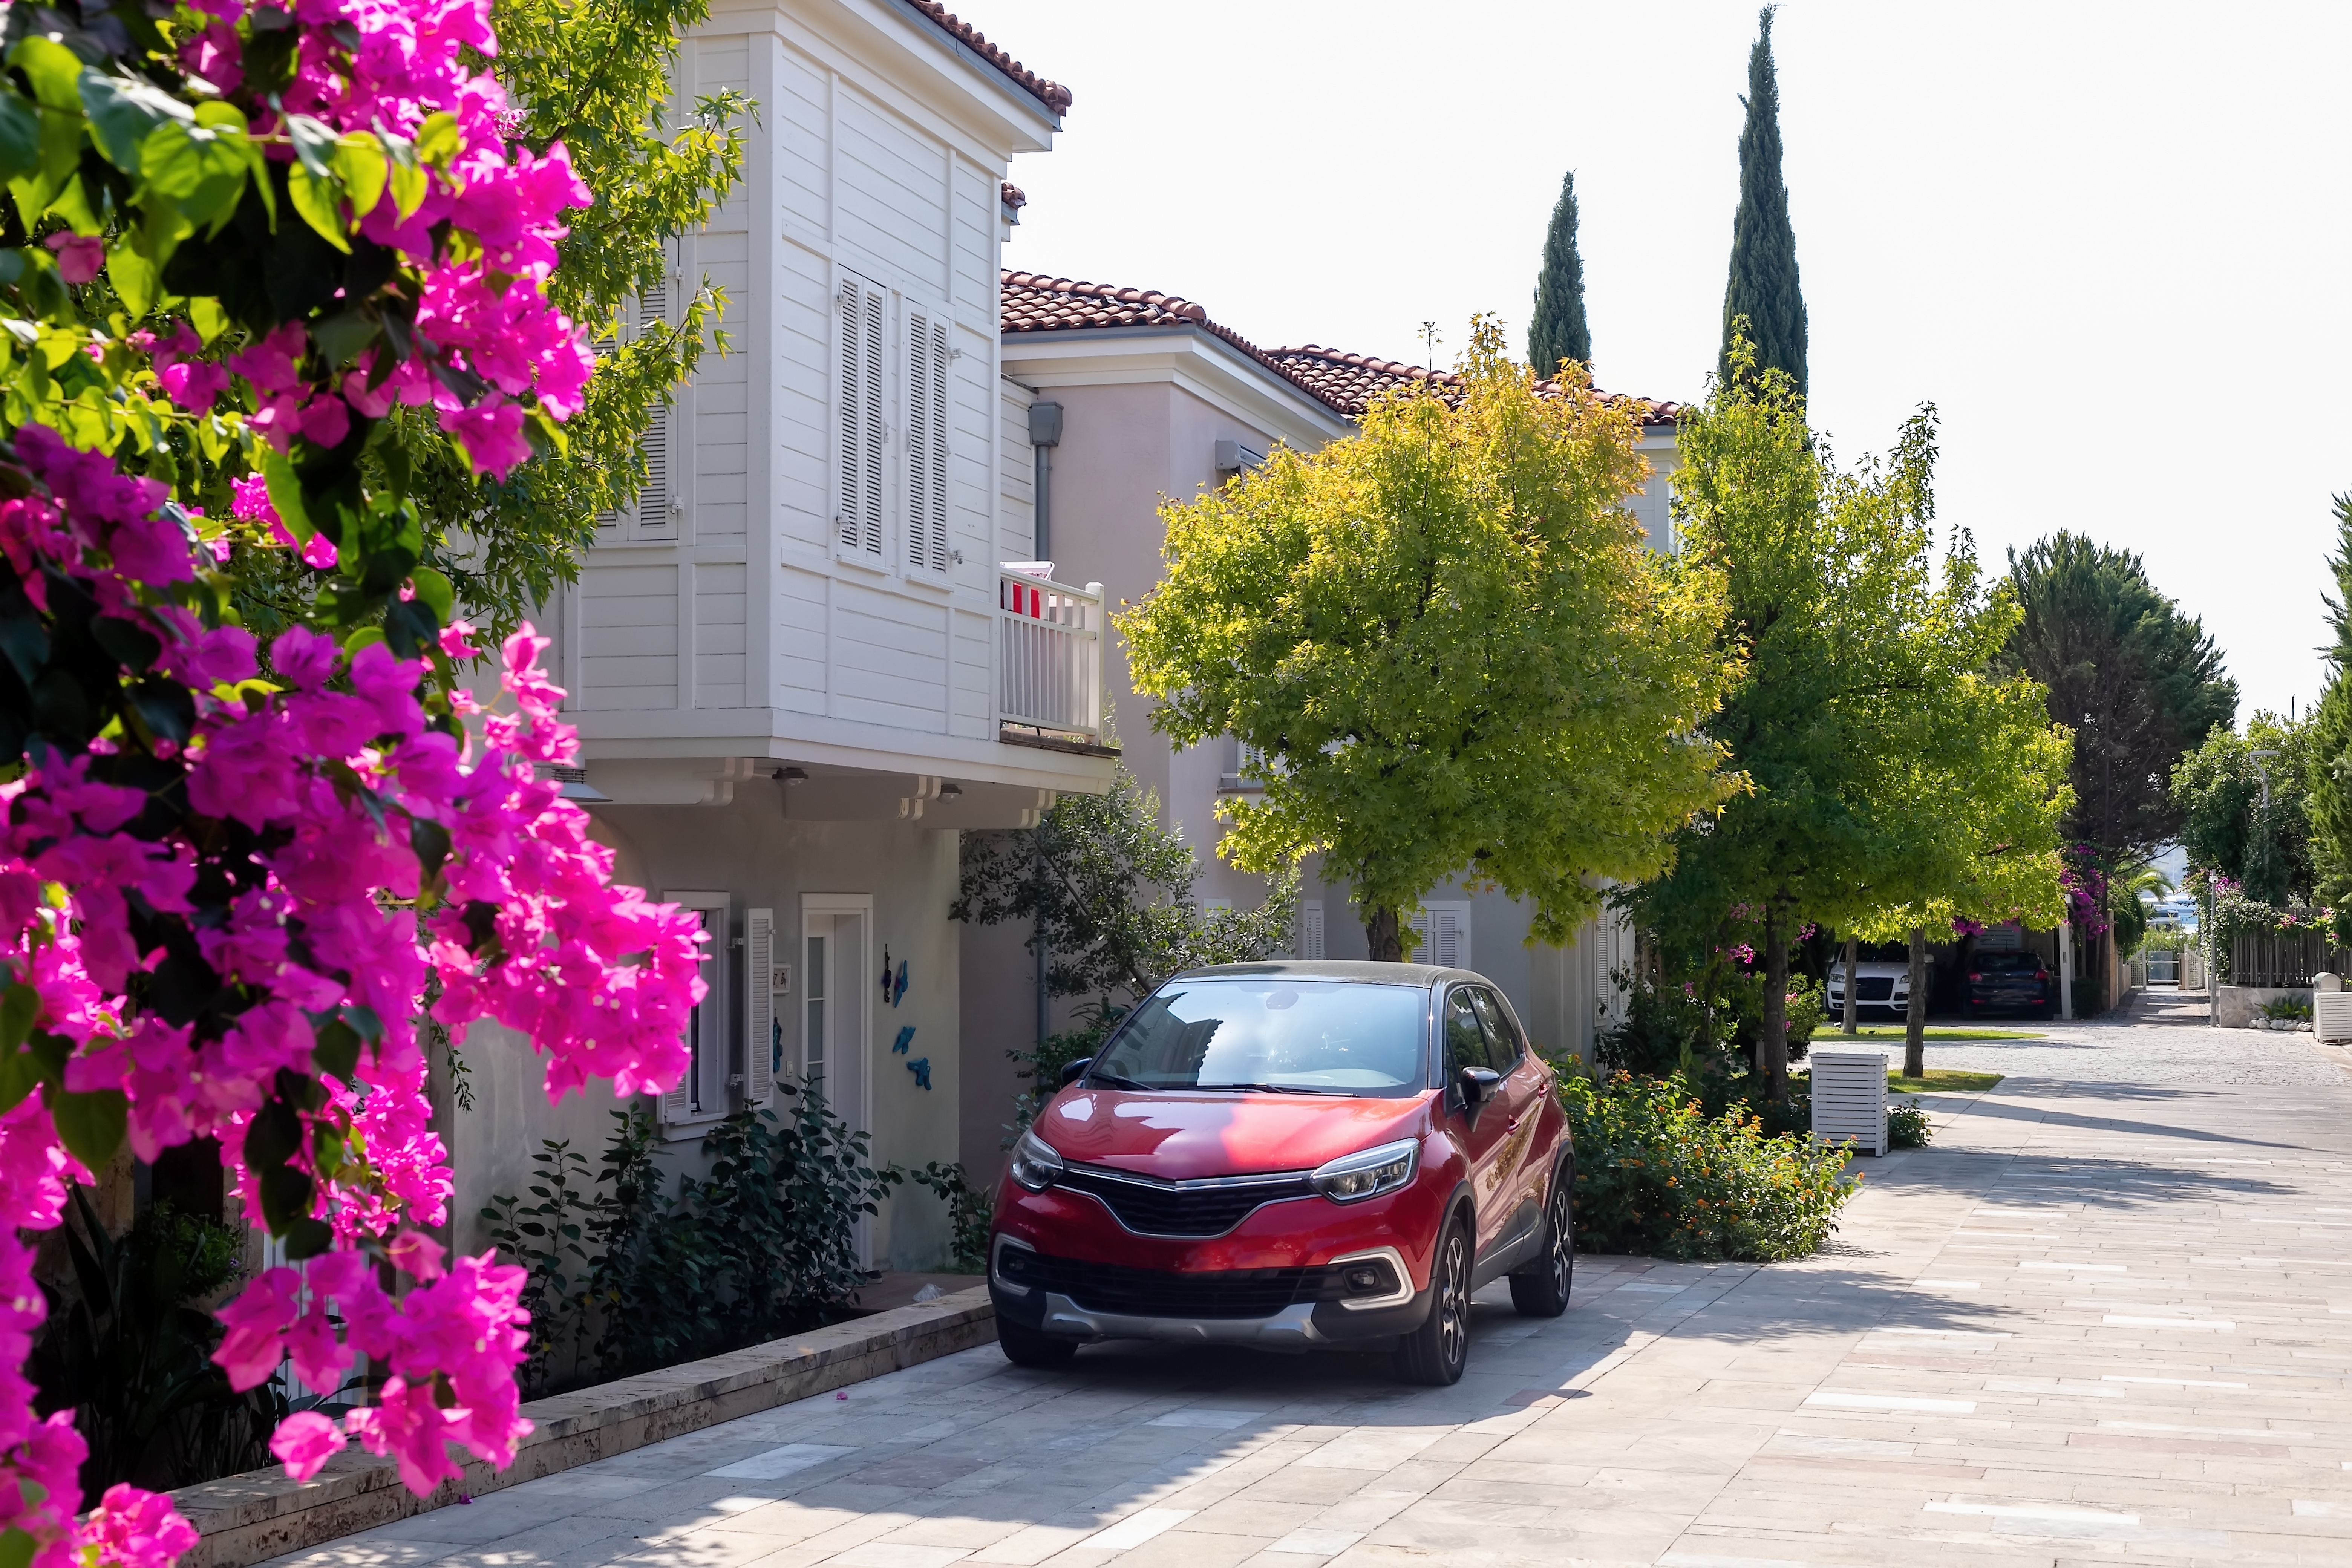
[906,311,951,574]
[744,909,774,1106]
[635,280,673,537]
[837,276,886,561]
[1409,903,1471,969]
[1300,900,1325,960]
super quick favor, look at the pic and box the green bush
[1559,1072,1858,1262]
[2261,993,2314,1021]
[1887,1102,1932,1149]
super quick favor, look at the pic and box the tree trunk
[1904,925,1927,1080]
[1761,904,1790,1101]
[1841,933,1860,1035]
[1365,905,1403,963]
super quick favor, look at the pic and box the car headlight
[1310,1138,1419,1204]
[1009,1130,1064,1193]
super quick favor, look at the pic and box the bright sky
[989,0,2350,727]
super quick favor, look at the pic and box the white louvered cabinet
[1809,1049,1888,1156]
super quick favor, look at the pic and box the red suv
[988,961,1574,1386]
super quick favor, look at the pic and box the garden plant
[0,1,716,1562]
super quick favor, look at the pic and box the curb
[168,1287,996,1568]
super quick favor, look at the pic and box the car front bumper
[988,1237,1432,1348]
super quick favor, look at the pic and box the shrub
[2261,994,2314,1021]
[1887,1102,1933,1149]
[1559,1072,1857,1262]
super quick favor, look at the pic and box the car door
[1467,987,1545,1252]
[1441,985,1517,1256]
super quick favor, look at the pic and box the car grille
[1002,1250,1329,1318]
[1856,977,1896,1002]
[1056,1164,1316,1238]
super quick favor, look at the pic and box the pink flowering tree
[0,3,707,1565]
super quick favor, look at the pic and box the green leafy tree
[2304,496,2352,904]
[1119,318,1734,962]
[1638,341,2062,1099]
[1719,7,1807,395]
[1527,168,1591,375]
[1998,532,2237,858]
[406,0,749,631]
[2173,712,2314,904]
[954,758,1300,1007]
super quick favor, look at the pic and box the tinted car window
[1466,989,1521,1073]
[1442,990,1487,1083]
[1091,979,1427,1096]
[1978,952,2043,972]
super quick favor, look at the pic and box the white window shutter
[744,909,774,1107]
[1409,903,1471,969]
[906,312,950,574]
[659,1073,691,1124]
[837,277,886,561]
[1301,900,1325,960]
[635,280,673,537]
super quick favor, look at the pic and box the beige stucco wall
[435,796,967,1272]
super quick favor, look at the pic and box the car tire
[1396,1214,1473,1386]
[1508,1165,1574,1318]
[996,1317,1078,1370]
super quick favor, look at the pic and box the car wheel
[1396,1214,1472,1386]
[996,1317,1078,1370]
[1508,1166,1574,1318]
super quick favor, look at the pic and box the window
[1092,979,1426,1096]
[835,273,954,576]
[836,273,887,563]
[1409,902,1471,969]
[905,308,951,574]
[1441,989,1486,1084]
[1466,988,1521,1072]
[595,277,677,543]
[660,893,730,1130]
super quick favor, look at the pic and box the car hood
[1033,1089,1431,1180]
[1832,964,1913,981]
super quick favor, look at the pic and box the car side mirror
[1458,1065,1502,1111]
[1060,1057,1094,1088]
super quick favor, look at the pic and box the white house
[963,273,1683,1167]
[447,0,1109,1273]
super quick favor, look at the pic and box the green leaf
[106,238,154,316]
[0,93,38,184]
[0,1524,37,1568]
[286,158,349,253]
[382,131,427,221]
[283,112,337,180]
[78,71,191,172]
[187,294,228,343]
[259,443,315,543]
[331,133,387,220]
[9,38,83,112]
[412,110,460,170]
[312,1015,360,1081]
[409,565,454,623]
[141,117,249,234]
[49,1086,126,1172]
[0,982,37,1051]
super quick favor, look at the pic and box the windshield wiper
[1192,1082,1337,1095]
[1086,1070,1155,1092]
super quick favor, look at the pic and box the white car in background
[1827,959,1913,1021]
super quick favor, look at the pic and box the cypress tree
[1719,7,1808,395]
[1528,169,1591,376]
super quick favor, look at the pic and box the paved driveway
[276,994,2352,1568]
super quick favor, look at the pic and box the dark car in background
[1965,951,2056,1019]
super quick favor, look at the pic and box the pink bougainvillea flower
[44,233,103,286]
[268,1412,347,1482]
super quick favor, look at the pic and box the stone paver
[265,991,2352,1568]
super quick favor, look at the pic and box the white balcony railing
[998,564,1103,744]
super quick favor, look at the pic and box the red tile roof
[905,2,1070,115]
[1000,271,1679,425]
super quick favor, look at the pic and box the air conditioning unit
[1810,1049,1888,1156]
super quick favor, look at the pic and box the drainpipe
[1027,400,1063,1054]
[1029,400,1062,562]
[2059,919,2075,1020]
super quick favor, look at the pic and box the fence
[998,567,1103,743]
[2146,949,2179,986]
[2228,929,2352,988]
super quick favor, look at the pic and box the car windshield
[1977,952,2043,972]
[1088,980,1427,1097]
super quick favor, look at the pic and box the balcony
[998,565,1115,758]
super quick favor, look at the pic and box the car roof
[1166,960,1473,988]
